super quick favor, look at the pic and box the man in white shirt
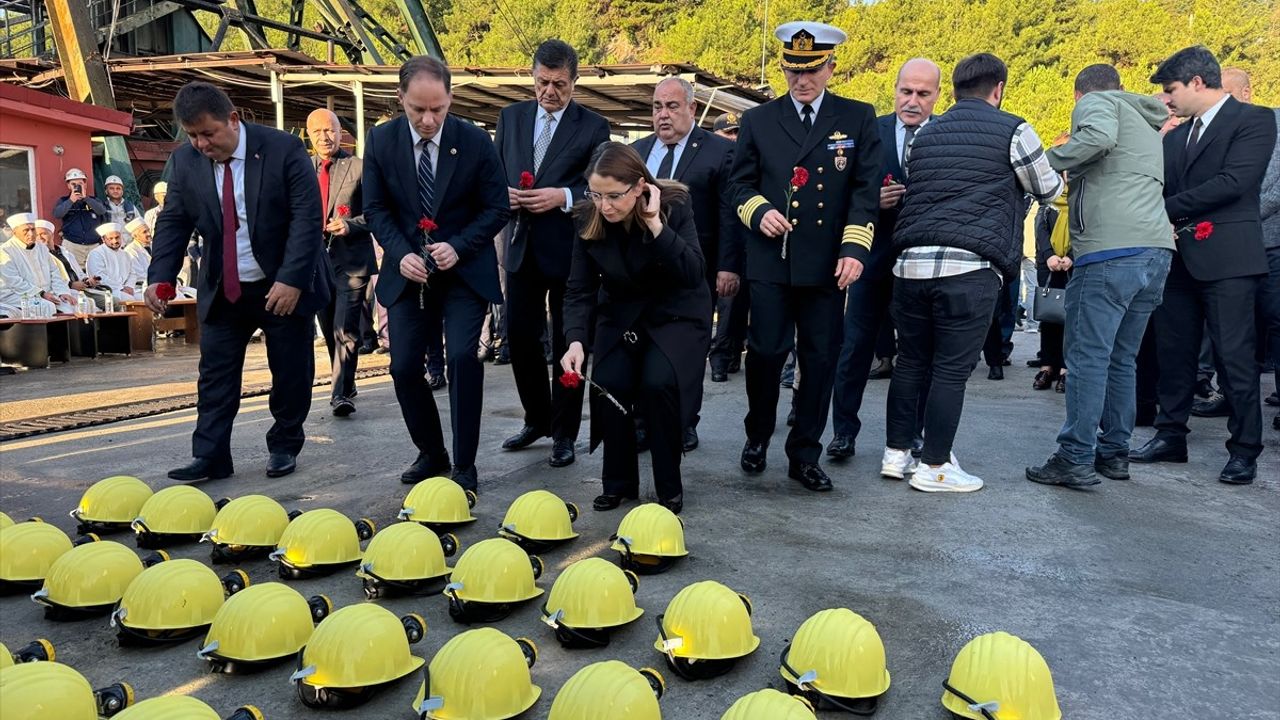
[0,213,77,314]
[123,218,152,285]
[144,181,167,234]
[87,222,138,301]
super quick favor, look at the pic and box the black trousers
[1153,257,1262,459]
[318,268,368,403]
[1136,315,1160,415]
[193,281,314,463]
[709,281,750,371]
[832,269,895,439]
[506,264,583,441]
[744,281,843,464]
[596,334,683,501]
[887,270,1001,465]
[387,275,488,469]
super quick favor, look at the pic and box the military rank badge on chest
[827,132,854,171]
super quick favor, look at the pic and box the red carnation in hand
[519,171,535,190]
[883,173,896,186]
[791,166,809,189]
[1193,221,1214,241]
[337,205,350,217]
[558,371,582,389]
[154,282,177,301]
[418,217,438,233]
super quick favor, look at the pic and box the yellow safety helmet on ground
[112,558,248,646]
[291,603,426,709]
[31,541,164,621]
[115,696,263,720]
[414,628,540,720]
[720,689,817,720]
[780,608,891,714]
[0,520,73,593]
[203,495,300,564]
[541,557,643,648]
[547,661,664,720]
[131,485,217,549]
[444,538,543,624]
[269,509,374,579]
[0,510,13,529]
[498,490,579,552]
[399,476,477,531]
[610,504,688,575]
[0,639,56,669]
[942,631,1061,720]
[357,522,458,599]
[198,582,331,673]
[70,476,152,535]
[0,661,133,719]
[654,580,759,681]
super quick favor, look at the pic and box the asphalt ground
[1,336,1277,719]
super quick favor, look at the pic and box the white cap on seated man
[86,222,139,301]
[0,213,77,315]
[123,217,152,286]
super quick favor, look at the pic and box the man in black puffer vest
[881,53,1064,493]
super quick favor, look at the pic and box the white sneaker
[909,462,984,493]
[880,447,919,479]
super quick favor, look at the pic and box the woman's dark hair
[173,81,235,126]
[575,141,689,241]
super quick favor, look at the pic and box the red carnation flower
[154,282,177,301]
[337,205,350,217]
[558,371,582,389]
[418,217,438,233]
[883,173,896,187]
[1193,221,1213,241]
[519,171,535,190]
[791,166,809,189]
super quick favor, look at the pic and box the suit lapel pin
[254,153,260,159]
[450,148,457,155]
[692,142,699,148]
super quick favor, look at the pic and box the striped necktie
[417,138,435,219]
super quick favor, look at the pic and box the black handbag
[1032,284,1066,324]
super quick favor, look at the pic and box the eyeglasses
[585,184,635,204]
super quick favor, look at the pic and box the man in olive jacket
[1027,64,1176,489]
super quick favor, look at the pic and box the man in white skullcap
[0,213,77,314]
[87,222,139,300]
[123,217,152,286]
[144,181,167,234]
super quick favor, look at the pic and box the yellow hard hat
[114,696,263,720]
[610,504,687,575]
[291,604,426,709]
[31,541,151,620]
[0,511,13,530]
[654,581,759,680]
[357,522,457,599]
[414,628,540,720]
[444,538,543,623]
[0,520,73,591]
[131,486,217,548]
[720,689,816,720]
[780,608,891,713]
[198,582,331,673]
[547,661,664,720]
[203,495,297,564]
[0,639,56,669]
[70,476,152,533]
[270,509,374,579]
[112,558,248,645]
[498,490,579,552]
[399,476,477,530]
[541,557,643,648]
[942,631,1061,720]
[0,661,134,720]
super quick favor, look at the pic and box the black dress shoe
[593,492,637,511]
[401,452,452,484]
[788,462,833,492]
[987,365,1004,380]
[682,427,699,452]
[549,439,576,468]
[1094,452,1130,480]
[1266,392,1279,407]
[1054,374,1066,394]
[1026,454,1100,488]
[452,465,479,492]
[727,356,741,373]
[332,397,356,417]
[428,374,448,391]
[658,494,683,515]
[1191,394,1229,417]
[740,441,768,473]
[1032,370,1053,390]
[357,343,376,355]
[168,458,233,482]
[1129,436,1188,464]
[710,368,728,382]
[1218,455,1256,485]
[867,358,894,380]
[635,426,650,453]
[266,453,297,478]
[826,434,856,460]
[786,406,796,427]
[502,425,548,450]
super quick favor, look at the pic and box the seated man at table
[123,218,152,288]
[36,220,98,295]
[87,222,139,304]
[0,213,78,314]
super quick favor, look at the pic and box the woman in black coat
[561,142,711,515]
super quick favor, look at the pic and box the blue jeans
[1056,248,1172,464]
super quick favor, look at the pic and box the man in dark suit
[827,58,939,460]
[728,22,882,492]
[494,39,612,468]
[631,76,741,451]
[145,81,327,481]
[306,108,377,417]
[1131,46,1276,484]
[363,56,511,491]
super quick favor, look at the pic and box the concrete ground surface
[1,337,1277,720]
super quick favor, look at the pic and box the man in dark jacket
[52,167,109,268]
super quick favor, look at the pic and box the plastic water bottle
[105,294,115,314]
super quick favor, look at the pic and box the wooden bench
[121,298,200,353]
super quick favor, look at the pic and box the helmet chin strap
[779,644,877,716]
[942,681,999,720]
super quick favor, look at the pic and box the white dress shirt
[1189,93,1231,146]
[790,91,826,123]
[645,130,692,180]
[213,124,266,282]
[896,115,931,166]
[409,121,442,177]
[533,106,574,212]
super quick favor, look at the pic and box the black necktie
[801,104,814,132]
[1186,117,1203,150]
[656,143,677,180]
